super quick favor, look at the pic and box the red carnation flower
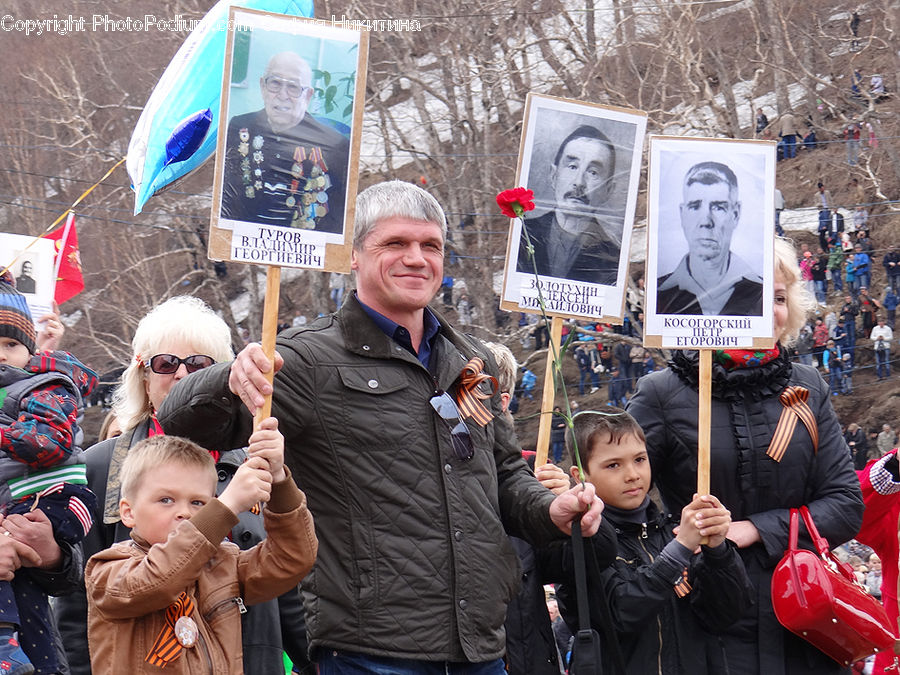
[496,187,535,219]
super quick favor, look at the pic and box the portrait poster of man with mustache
[643,136,775,350]
[501,94,646,322]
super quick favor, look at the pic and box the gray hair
[353,180,447,250]
[263,52,312,86]
[484,341,518,394]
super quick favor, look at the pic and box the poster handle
[254,265,281,430]
[535,316,564,466]
[698,348,712,544]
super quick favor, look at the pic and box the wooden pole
[535,316,563,466]
[697,349,712,544]
[697,349,712,495]
[254,265,281,430]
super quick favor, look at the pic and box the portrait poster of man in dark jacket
[644,137,776,350]
[501,94,646,323]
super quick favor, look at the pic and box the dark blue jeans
[783,134,797,158]
[551,441,565,463]
[578,367,591,395]
[829,365,843,394]
[831,271,843,293]
[814,280,827,303]
[876,348,891,379]
[619,361,633,393]
[890,273,900,294]
[846,327,856,365]
[317,651,506,674]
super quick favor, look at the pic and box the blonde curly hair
[112,296,234,431]
[774,237,815,346]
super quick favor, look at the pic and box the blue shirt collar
[356,294,442,369]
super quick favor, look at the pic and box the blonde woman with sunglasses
[55,296,312,675]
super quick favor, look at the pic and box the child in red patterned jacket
[0,275,97,675]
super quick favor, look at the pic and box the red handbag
[771,506,897,666]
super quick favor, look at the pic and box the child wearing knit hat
[0,274,99,675]
[0,275,36,359]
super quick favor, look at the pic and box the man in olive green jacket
[159,180,604,674]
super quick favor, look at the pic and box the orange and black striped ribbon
[674,568,692,597]
[145,592,195,667]
[455,357,498,427]
[767,386,819,463]
[311,145,328,172]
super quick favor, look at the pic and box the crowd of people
[786,182,900,419]
[754,53,889,167]
[0,178,897,675]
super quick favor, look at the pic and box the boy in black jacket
[558,409,753,674]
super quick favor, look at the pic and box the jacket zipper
[196,631,214,674]
[637,525,663,674]
[195,597,245,673]
[205,596,247,623]
[744,399,761,514]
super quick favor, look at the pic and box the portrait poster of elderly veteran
[217,16,357,236]
[644,137,776,349]
[502,95,646,321]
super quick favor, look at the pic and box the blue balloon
[127,0,314,215]
[164,109,213,167]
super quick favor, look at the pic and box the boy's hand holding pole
[247,416,286,483]
[218,457,273,516]
[675,493,732,552]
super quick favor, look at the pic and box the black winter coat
[504,537,565,675]
[537,520,619,668]
[557,501,753,675]
[627,349,863,675]
[844,428,868,470]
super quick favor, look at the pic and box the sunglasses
[146,354,215,375]
[430,391,474,460]
[263,76,311,99]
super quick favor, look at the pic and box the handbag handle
[787,507,800,551]
[798,506,831,556]
[793,506,857,584]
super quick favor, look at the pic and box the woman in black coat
[627,238,863,675]
[845,422,869,470]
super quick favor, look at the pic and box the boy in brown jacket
[84,418,317,674]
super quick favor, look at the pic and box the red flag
[45,212,85,305]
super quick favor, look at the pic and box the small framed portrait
[0,233,55,325]
[209,7,368,272]
[500,93,647,322]
[643,136,776,349]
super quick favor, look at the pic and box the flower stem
[519,217,586,483]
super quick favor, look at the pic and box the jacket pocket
[335,366,416,447]
[337,366,410,395]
